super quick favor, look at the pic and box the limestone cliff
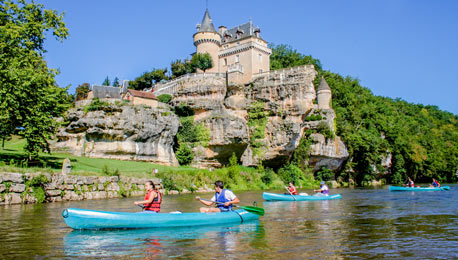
[55,65,349,171]
[168,65,349,170]
[53,101,179,165]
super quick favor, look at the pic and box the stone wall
[0,172,162,205]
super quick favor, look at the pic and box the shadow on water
[64,221,261,258]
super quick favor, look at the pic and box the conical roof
[198,9,216,33]
[317,77,331,91]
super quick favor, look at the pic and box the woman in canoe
[286,182,298,195]
[134,181,162,213]
[314,181,329,195]
[195,180,240,213]
[404,177,415,188]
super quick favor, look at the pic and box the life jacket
[289,186,298,195]
[432,180,440,187]
[408,181,414,187]
[215,189,232,211]
[144,190,161,212]
[321,184,329,194]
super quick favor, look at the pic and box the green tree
[171,59,195,78]
[176,143,193,165]
[0,0,71,160]
[129,68,168,90]
[191,53,213,72]
[102,76,110,86]
[75,83,90,101]
[269,43,322,71]
[112,77,119,87]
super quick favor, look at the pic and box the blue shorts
[219,207,231,212]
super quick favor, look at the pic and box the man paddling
[314,181,329,195]
[134,181,161,213]
[195,180,240,213]
[404,177,415,188]
[430,178,440,188]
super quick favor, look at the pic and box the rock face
[168,65,349,170]
[53,102,180,165]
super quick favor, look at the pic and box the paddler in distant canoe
[195,180,240,213]
[314,181,330,196]
[430,178,440,188]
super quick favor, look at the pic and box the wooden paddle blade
[241,206,265,216]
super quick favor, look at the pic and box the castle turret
[193,9,221,73]
[317,77,332,109]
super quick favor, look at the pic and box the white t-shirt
[210,190,237,202]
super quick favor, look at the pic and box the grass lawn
[0,136,199,178]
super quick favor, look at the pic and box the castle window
[259,69,263,73]
[235,55,240,63]
[224,58,227,66]
[258,54,262,62]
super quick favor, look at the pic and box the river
[0,185,457,259]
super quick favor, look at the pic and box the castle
[193,9,272,84]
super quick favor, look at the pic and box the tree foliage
[129,68,168,90]
[75,83,90,101]
[102,76,110,86]
[171,59,195,78]
[0,0,71,160]
[191,52,213,72]
[269,43,322,71]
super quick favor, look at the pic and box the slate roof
[221,21,261,43]
[91,85,121,99]
[317,77,331,91]
[127,89,157,100]
[198,9,216,33]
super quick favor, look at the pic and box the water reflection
[64,222,260,258]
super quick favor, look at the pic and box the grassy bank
[0,137,319,192]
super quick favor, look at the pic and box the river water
[0,186,457,259]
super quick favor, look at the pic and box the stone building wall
[0,172,162,205]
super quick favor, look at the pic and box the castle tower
[193,9,221,73]
[317,77,332,109]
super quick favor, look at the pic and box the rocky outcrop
[53,102,179,165]
[167,65,349,170]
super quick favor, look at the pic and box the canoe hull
[62,208,259,230]
[388,186,450,191]
[262,192,342,201]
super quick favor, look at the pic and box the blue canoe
[62,208,259,230]
[388,185,450,191]
[262,192,342,201]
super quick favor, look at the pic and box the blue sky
[39,0,458,114]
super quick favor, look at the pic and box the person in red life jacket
[195,180,240,213]
[134,181,161,213]
[404,177,415,188]
[430,178,440,188]
[287,182,298,195]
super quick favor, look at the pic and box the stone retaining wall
[0,172,162,205]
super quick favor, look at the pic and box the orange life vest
[289,186,298,195]
[144,190,161,212]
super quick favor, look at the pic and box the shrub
[316,121,335,140]
[261,168,275,185]
[157,94,172,103]
[176,144,193,165]
[278,164,304,185]
[315,166,334,181]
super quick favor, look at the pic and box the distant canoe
[62,208,259,230]
[388,186,450,191]
[262,192,342,201]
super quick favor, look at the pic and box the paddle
[197,198,264,216]
[284,185,297,201]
